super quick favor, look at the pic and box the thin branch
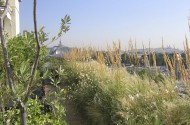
[33,0,40,48]
[24,0,41,103]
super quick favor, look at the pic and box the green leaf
[58,15,71,38]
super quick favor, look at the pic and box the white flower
[128,95,134,100]
[136,93,139,98]
[165,89,169,93]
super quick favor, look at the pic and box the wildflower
[136,93,139,98]
[128,95,134,100]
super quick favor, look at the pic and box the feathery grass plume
[162,48,175,80]
[162,40,169,71]
[173,48,184,83]
[85,47,92,61]
[95,50,104,65]
[69,47,92,62]
[184,36,190,77]
[149,40,151,65]
[183,41,188,80]
[82,48,87,61]
[151,49,158,75]
[173,46,188,85]
[86,46,93,61]
[107,45,115,66]
[106,42,121,68]
[167,54,175,79]
[81,48,86,61]
[113,42,118,66]
[73,48,80,60]
[182,63,188,84]
[115,41,121,67]
[176,52,188,85]
[142,43,150,68]
[105,45,112,66]
[77,48,82,60]
[128,39,133,65]
[70,48,77,61]
[172,47,177,77]
[128,39,139,66]
[184,40,188,68]
[134,41,140,66]
[161,40,176,79]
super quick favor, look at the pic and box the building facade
[3,0,20,37]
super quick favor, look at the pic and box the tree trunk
[18,103,27,125]
[0,18,16,95]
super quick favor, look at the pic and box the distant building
[1,0,21,37]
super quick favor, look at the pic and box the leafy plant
[0,0,71,124]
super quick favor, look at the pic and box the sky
[20,0,190,50]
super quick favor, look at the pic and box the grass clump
[163,99,190,125]
[60,57,190,125]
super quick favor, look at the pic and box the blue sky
[20,0,190,49]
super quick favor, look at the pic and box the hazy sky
[20,0,190,49]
